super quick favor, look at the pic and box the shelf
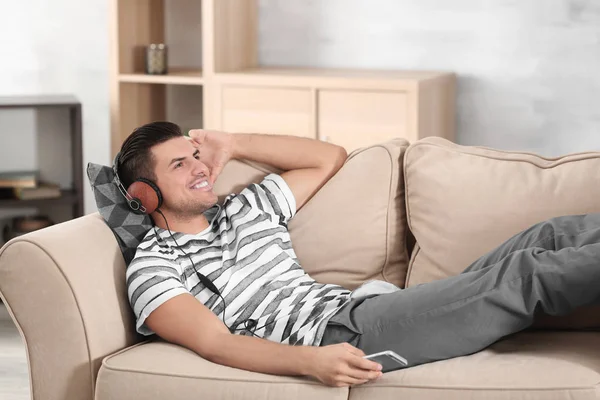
[223,67,451,80]
[119,68,204,86]
[214,67,454,90]
[0,190,79,208]
[0,95,80,108]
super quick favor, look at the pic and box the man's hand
[310,343,383,387]
[188,129,235,185]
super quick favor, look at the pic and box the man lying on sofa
[118,121,600,388]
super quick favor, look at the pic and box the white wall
[0,0,599,220]
[0,0,109,216]
[259,0,600,156]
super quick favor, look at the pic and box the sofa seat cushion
[350,332,600,400]
[95,340,347,400]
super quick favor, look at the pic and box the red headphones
[113,152,163,214]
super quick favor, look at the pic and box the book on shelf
[0,181,62,201]
[0,170,38,188]
[13,182,61,200]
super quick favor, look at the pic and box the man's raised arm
[233,133,347,210]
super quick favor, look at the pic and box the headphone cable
[156,209,278,337]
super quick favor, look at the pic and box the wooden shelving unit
[0,95,83,219]
[110,0,456,156]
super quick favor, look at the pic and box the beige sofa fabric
[403,137,600,328]
[96,341,348,400]
[215,139,411,290]
[290,139,410,289]
[349,332,600,400]
[0,214,141,400]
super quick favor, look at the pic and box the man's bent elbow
[335,146,348,167]
[325,146,347,176]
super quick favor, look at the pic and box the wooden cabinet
[213,70,455,152]
[318,90,408,153]
[221,86,313,138]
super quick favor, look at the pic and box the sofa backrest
[403,137,600,328]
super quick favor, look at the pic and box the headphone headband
[113,150,149,214]
[112,151,123,187]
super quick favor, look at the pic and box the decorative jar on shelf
[145,44,168,75]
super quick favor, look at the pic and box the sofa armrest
[0,213,142,400]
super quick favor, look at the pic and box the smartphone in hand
[364,350,408,373]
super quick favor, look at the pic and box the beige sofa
[2,136,600,400]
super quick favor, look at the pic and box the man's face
[151,137,218,217]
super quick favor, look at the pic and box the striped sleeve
[240,173,297,225]
[126,254,189,336]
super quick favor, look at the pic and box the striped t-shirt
[126,173,352,346]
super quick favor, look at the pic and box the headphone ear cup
[128,178,163,214]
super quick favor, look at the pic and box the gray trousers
[320,213,600,367]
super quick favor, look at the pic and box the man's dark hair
[118,121,184,188]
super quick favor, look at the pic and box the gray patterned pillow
[86,162,153,264]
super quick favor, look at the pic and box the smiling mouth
[192,181,208,189]
[189,179,212,191]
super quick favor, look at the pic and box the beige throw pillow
[403,137,600,329]
[214,139,411,290]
